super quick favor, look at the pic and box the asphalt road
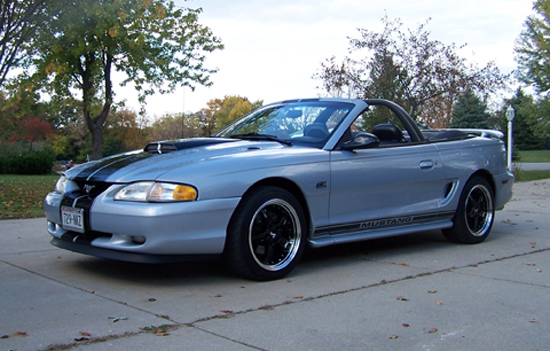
[1,180,549,351]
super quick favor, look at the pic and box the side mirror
[341,132,380,150]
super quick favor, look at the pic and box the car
[44,98,514,281]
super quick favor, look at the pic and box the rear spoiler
[455,129,504,140]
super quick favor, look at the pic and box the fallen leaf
[436,301,443,305]
[389,335,399,339]
[148,298,157,302]
[529,319,539,324]
[402,323,410,327]
[399,263,409,266]
[536,269,542,273]
[396,296,409,301]
[155,329,169,336]
[526,263,536,266]
[428,290,437,294]
[74,337,89,342]
[294,296,303,300]
[428,328,438,334]
[530,242,537,248]
[80,332,91,337]
[220,310,233,314]
[12,331,27,338]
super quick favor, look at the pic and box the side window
[350,105,408,145]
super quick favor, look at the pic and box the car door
[326,104,450,236]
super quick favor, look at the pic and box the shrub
[0,143,56,175]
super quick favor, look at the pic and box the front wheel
[223,186,307,281]
[443,176,495,244]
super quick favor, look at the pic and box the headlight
[114,182,198,202]
[55,176,69,194]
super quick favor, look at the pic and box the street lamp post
[506,105,515,170]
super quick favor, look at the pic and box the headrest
[372,124,403,141]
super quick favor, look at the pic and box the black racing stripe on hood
[68,138,237,182]
[69,152,154,182]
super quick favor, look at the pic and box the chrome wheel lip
[248,198,302,272]
[465,184,494,237]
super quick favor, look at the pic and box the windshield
[215,101,355,147]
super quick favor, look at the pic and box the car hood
[64,138,322,184]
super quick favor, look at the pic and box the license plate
[61,207,84,233]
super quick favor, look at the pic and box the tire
[443,176,495,244]
[223,186,307,281]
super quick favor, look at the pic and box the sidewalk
[1,180,549,351]
[514,162,550,171]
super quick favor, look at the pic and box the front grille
[61,181,113,232]
[74,181,113,198]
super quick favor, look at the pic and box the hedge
[0,148,56,175]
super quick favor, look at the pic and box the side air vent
[441,180,459,206]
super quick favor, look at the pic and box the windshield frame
[214,100,356,148]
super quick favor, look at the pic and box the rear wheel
[223,186,307,281]
[443,176,494,244]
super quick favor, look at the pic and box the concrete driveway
[1,180,549,351]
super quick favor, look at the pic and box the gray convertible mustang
[45,98,514,280]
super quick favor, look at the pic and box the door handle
[420,160,434,169]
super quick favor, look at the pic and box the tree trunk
[80,52,113,160]
[89,119,104,160]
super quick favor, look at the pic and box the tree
[314,16,507,124]
[515,0,550,146]
[495,89,542,150]
[0,0,50,87]
[30,0,223,159]
[9,115,54,151]
[0,85,54,150]
[148,111,203,141]
[528,94,550,145]
[204,95,263,132]
[213,96,260,130]
[449,90,490,129]
[515,0,550,93]
[103,108,147,155]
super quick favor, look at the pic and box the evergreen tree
[450,90,490,129]
[515,0,550,93]
[504,89,542,150]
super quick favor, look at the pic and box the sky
[119,0,535,117]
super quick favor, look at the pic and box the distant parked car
[45,98,514,280]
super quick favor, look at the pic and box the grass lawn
[517,150,550,162]
[514,169,550,182]
[0,174,59,220]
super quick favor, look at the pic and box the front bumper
[45,186,241,260]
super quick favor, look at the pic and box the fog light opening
[132,236,146,244]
